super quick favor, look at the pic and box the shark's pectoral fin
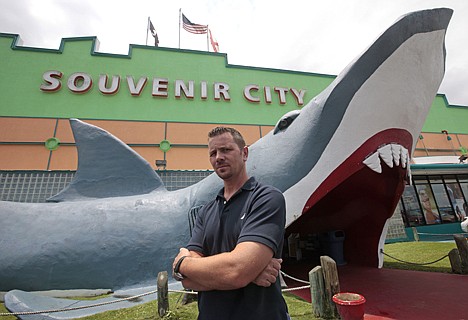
[47,119,166,202]
[4,289,155,319]
[4,283,185,319]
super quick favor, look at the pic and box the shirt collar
[216,177,257,200]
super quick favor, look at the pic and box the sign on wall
[41,71,307,106]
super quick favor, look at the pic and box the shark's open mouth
[286,128,413,266]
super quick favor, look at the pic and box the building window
[431,183,456,222]
[458,175,468,214]
[399,174,468,227]
[401,185,425,227]
[415,182,441,225]
[444,177,467,221]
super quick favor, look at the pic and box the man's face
[208,132,247,181]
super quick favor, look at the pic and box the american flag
[182,13,208,34]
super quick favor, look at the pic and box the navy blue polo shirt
[187,177,288,320]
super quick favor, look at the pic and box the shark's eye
[274,110,301,134]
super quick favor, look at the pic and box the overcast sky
[1,0,467,106]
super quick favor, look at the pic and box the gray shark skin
[1,8,452,313]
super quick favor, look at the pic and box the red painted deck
[283,264,468,320]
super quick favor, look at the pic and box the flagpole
[178,9,181,49]
[206,26,209,52]
[146,17,150,45]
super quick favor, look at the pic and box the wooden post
[320,256,340,318]
[448,248,462,274]
[309,265,326,318]
[412,227,419,241]
[157,271,169,317]
[181,290,197,305]
[453,234,468,274]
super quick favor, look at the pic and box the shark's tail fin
[47,119,166,202]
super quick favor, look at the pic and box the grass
[1,241,458,319]
[78,293,316,320]
[382,241,456,273]
[0,304,16,320]
[0,293,316,320]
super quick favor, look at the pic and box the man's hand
[172,248,190,272]
[171,242,276,290]
[253,258,282,287]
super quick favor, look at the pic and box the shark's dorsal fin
[47,119,165,202]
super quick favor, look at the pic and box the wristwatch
[173,256,188,281]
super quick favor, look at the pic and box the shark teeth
[363,143,410,174]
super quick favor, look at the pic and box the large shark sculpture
[2,7,452,318]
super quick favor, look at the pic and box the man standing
[172,127,289,319]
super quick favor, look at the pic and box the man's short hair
[208,126,246,149]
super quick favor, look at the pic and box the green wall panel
[2,34,467,130]
[0,34,334,125]
[421,95,468,134]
